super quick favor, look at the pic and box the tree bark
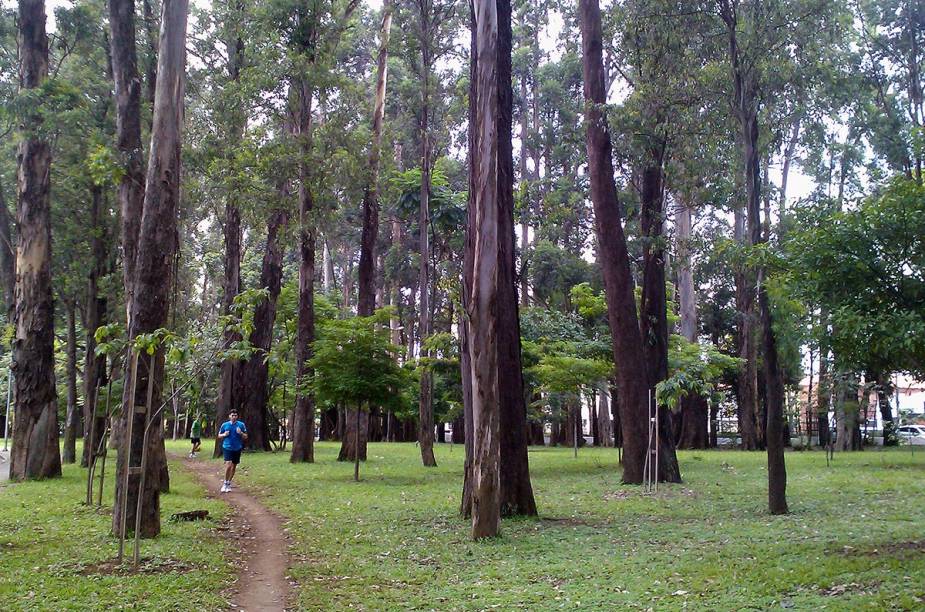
[579,0,649,484]
[597,386,613,447]
[356,1,392,319]
[212,11,246,456]
[721,1,787,512]
[0,176,16,318]
[874,372,897,446]
[112,0,188,538]
[639,156,681,482]
[816,344,831,447]
[239,208,289,452]
[676,201,708,449]
[495,0,535,514]
[734,204,759,450]
[82,186,108,467]
[109,0,147,321]
[10,0,61,481]
[62,302,80,464]
[291,78,317,464]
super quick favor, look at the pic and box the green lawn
[234,442,925,611]
[0,444,233,611]
[2,441,925,610]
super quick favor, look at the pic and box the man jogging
[189,414,203,458]
[218,410,247,493]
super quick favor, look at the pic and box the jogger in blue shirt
[218,410,248,493]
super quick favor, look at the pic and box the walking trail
[179,455,291,612]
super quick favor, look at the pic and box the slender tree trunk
[291,79,317,464]
[240,208,289,452]
[62,302,80,464]
[0,176,16,318]
[734,205,759,450]
[598,386,613,447]
[109,0,146,321]
[10,0,61,481]
[639,156,681,482]
[518,72,530,307]
[722,3,787,511]
[579,0,649,484]
[460,24,476,512]
[676,201,708,449]
[212,15,246,456]
[357,1,392,318]
[816,342,831,447]
[112,0,188,537]
[82,186,107,467]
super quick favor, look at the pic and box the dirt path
[178,455,291,612]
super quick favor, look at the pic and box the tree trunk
[722,3,787,510]
[240,208,289,452]
[112,0,188,538]
[597,386,613,447]
[10,0,61,481]
[834,371,861,451]
[676,201,708,449]
[639,157,681,482]
[291,78,317,464]
[496,0,536,514]
[465,0,507,538]
[579,0,649,484]
[874,372,897,446]
[82,185,108,468]
[734,204,759,450]
[62,302,80,464]
[518,71,530,307]
[212,15,246,456]
[0,176,16,318]
[416,43,438,468]
[109,0,146,321]
[816,347,831,447]
[356,1,392,319]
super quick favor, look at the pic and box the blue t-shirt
[220,420,248,451]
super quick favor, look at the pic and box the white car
[897,425,925,446]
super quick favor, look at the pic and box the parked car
[897,425,925,446]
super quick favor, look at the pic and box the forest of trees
[1,0,923,539]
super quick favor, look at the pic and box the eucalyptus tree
[112,0,189,537]
[9,0,61,481]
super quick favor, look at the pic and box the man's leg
[224,461,233,483]
[228,461,237,482]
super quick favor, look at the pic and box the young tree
[9,0,61,481]
[113,0,189,537]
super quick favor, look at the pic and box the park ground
[1,440,924,610]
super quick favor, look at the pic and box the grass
[0,442,234,611]
[3,440,925,610]
[232,442,925,611]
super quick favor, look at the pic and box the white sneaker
[220,482,229,493]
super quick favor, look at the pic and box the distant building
[794,374,925,443]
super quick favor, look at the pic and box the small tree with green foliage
[310,309,410,480]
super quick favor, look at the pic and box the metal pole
[3,368,12,451]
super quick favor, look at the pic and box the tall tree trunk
[466,0,509,538]
[357,1,392,318]
[639,155,681,482]
[597,385,613,447]
[722,2,787,512]
[834,370,861,451]
[579,0,649,484]
[109,0,146,321]
[212,13,246,456]
[10,0,61,481]
[82,186,108,467]
[518,71,530,307]
[212,201,242,458]
[112,0,188,538]
[0,176,15,318]
[239,208,289,452]
[496,0,535,514]
[734,204,759,450]
[676,201,708,449]
[416,44,438,468]
[291,79,317,464]
[62,302,80,464]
